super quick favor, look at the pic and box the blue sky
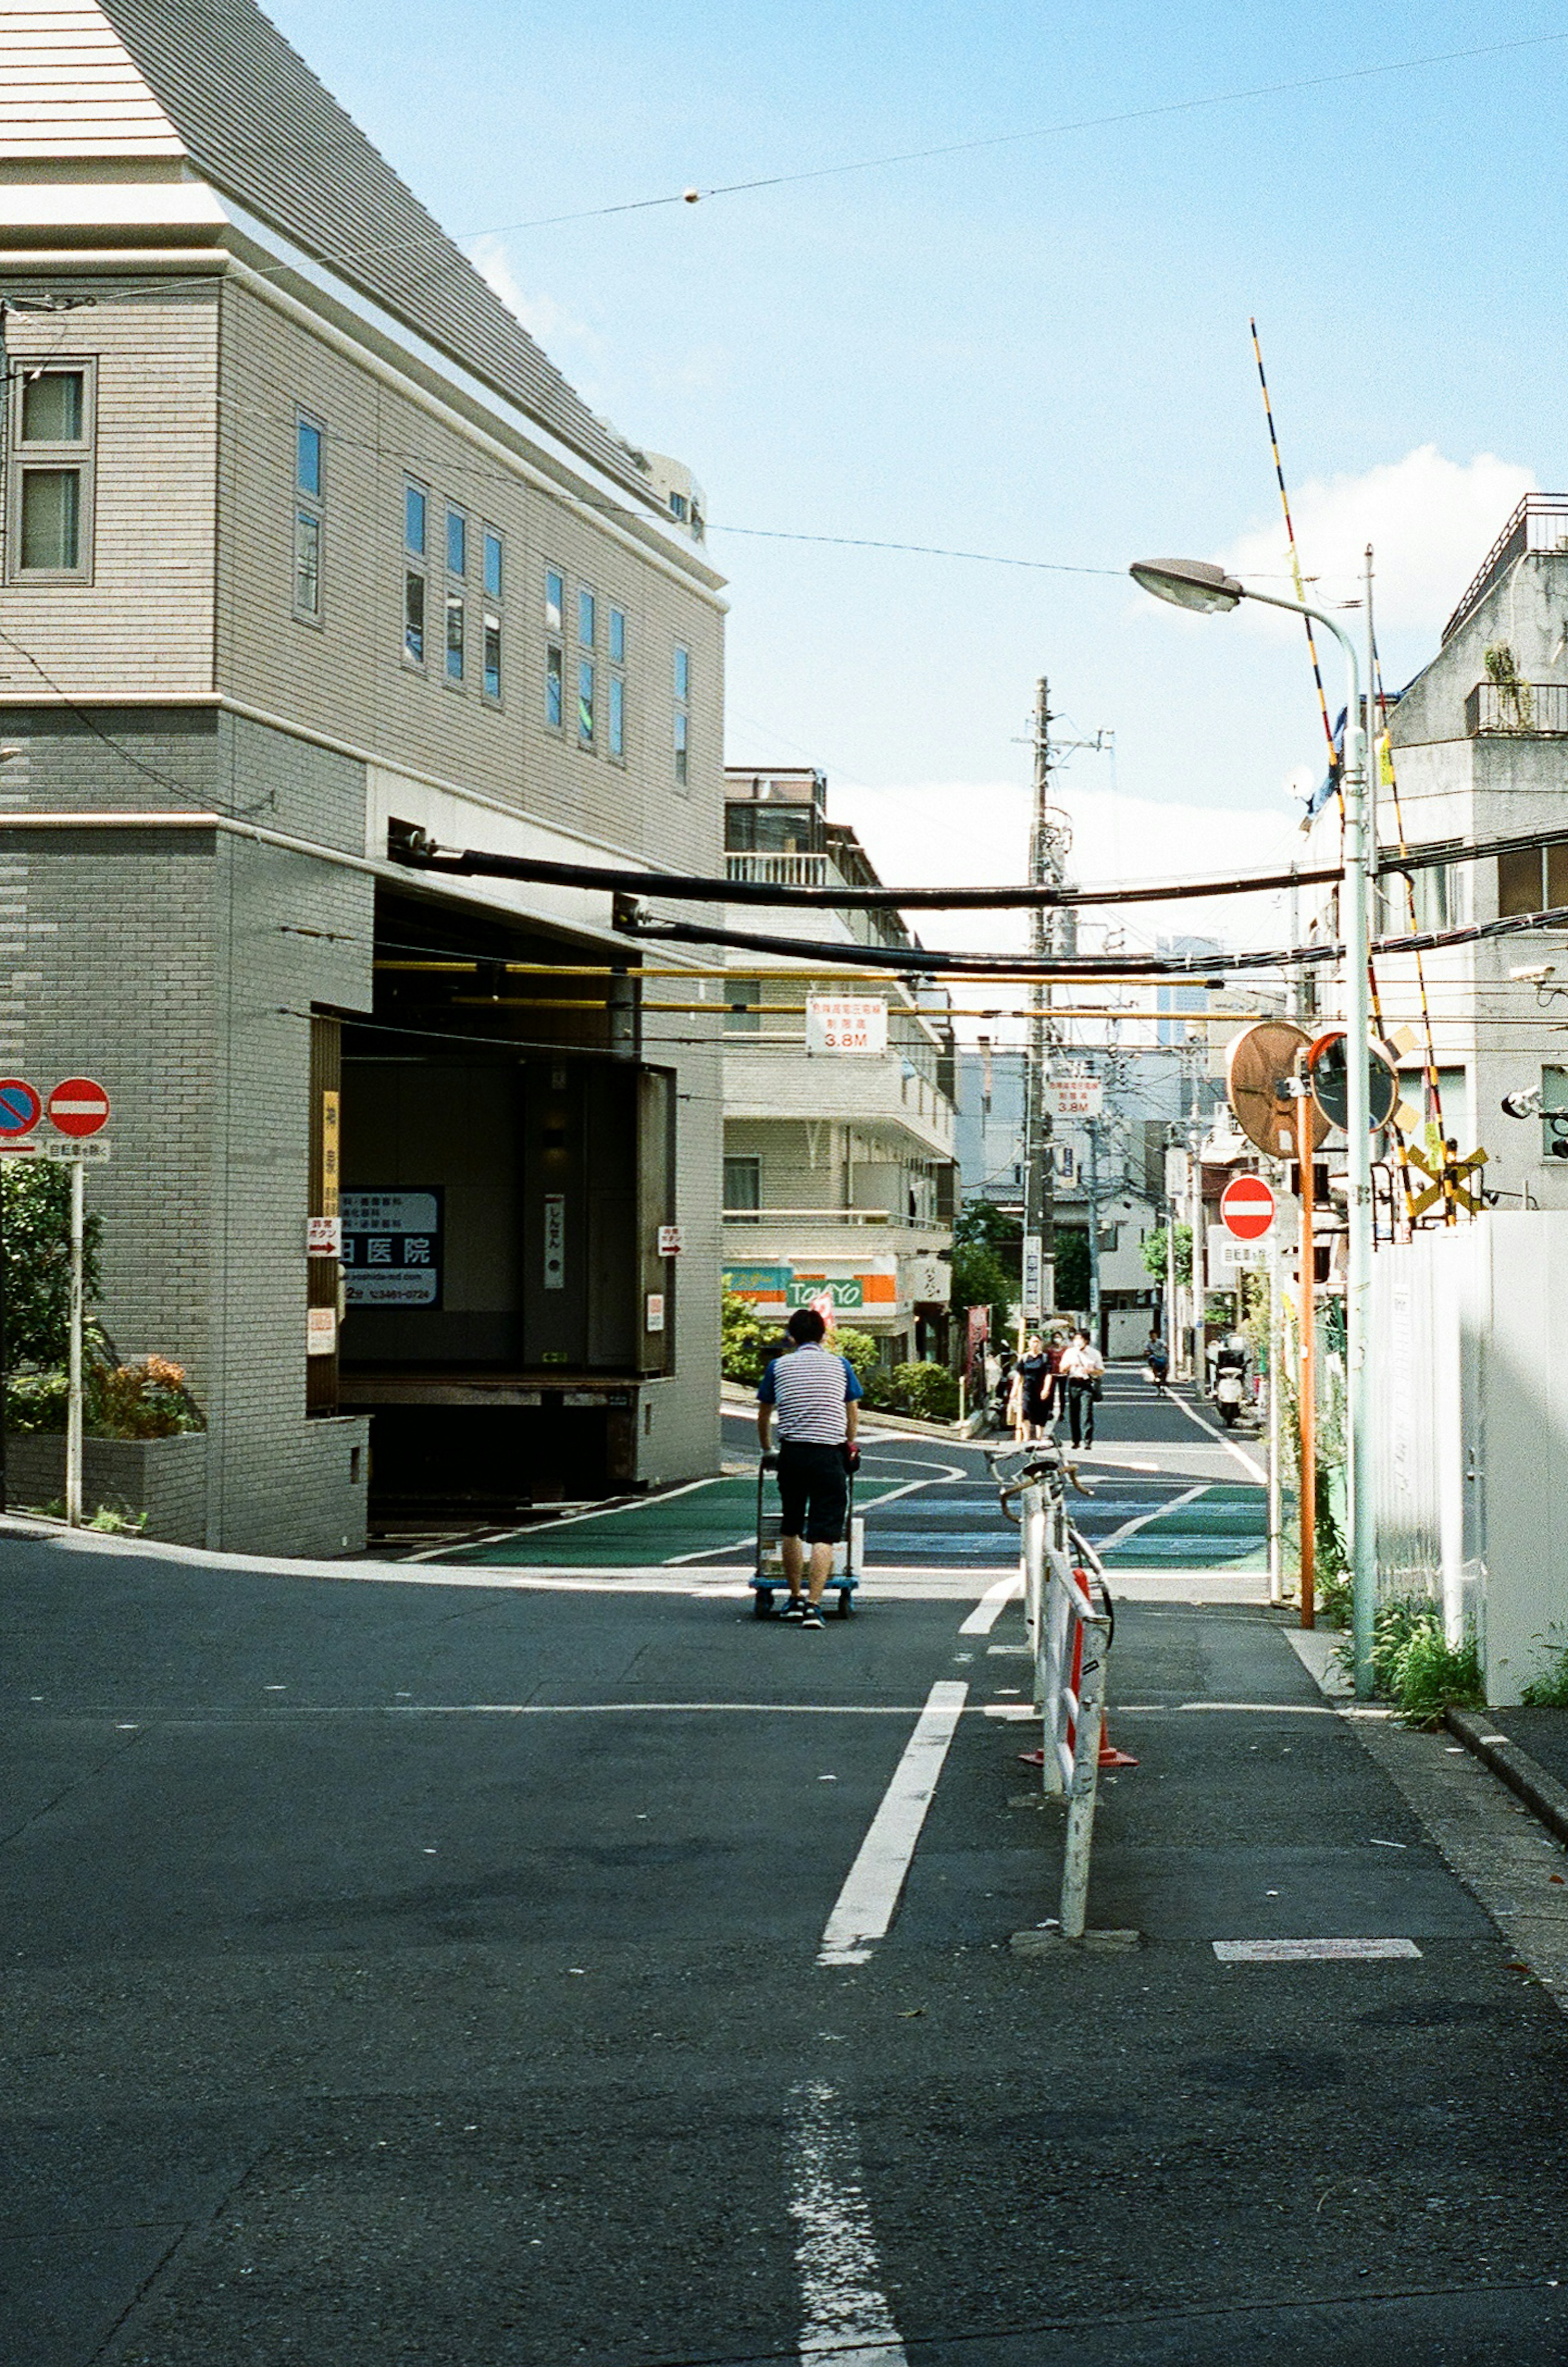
[270,0,1568,950]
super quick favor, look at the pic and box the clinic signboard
[341,1188,443,1306]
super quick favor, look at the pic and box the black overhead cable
[396,834,1342,910]
[394,819,1568,915]
[626,899,1568,979]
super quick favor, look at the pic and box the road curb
[1447,1704,1568,1849]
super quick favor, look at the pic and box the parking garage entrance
[337,888,674,1529]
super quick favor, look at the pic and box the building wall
[2,289,218,698]
[7,774,373,1554]
[216,279,726,872]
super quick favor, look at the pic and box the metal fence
[993,1443,1114,1939]
[1464,679,1568,737]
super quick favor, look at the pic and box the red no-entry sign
[1220,1173,1275,1241]
[47,1077,110,1138]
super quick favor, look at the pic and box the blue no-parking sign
[0,1078,40,1137]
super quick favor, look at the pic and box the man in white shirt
[1060,1327,1105,1450]
[756,1307,862,1628]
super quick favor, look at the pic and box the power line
[488,27,1568,233]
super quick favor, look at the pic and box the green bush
[5,1369,68,1433]
[2,1163,105,1368]
[1522,1637,1568,1707]
[833,1328,882,1383]
[6,1356,203,1439]
[890,1361,960,1421]
[721,1290,773,1385]
[94,1356,203,1439]
[1365,1597,1484,1726]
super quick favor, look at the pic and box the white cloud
[829,779,1300,1032]
[467,234,599,359]
[1220,445,1536,636]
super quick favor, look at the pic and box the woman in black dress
[1015,1333,1053,1439]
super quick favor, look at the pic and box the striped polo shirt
[757,1343,863,1444]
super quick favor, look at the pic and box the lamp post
[1129,558,1374,1697]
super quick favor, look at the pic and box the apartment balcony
[724,852,912,953]
[1444,495,1568,644]
[1464,679,1568,737]
[722,1038,956,1158]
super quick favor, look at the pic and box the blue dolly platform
[751,1451,860,1618]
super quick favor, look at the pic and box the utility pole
[1085,1113,1102,1344]
[1020,678,1067,1334]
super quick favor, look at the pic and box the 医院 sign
[805,996,888,1056]
[341,1189,443,1306]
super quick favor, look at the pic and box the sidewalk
[897,1582,1568,2351]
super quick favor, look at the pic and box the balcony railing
[1464,679,1568,737]
[726,852,832,887]
[1443,494,1568,644]
[724,850,913,953]
[723,1205,892,1224]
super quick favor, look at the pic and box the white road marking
[1214,1937,1421,1963]
[194,1700,966,1718]
[1165,1388,1269,1484]
[786,2079,909,2367]
[958,1573,1022,1635]
[1094,1483,1208,1555]
[817,1679,969,1967]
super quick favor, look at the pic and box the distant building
[1339,492,1568,1207]
[721,768,957,1363]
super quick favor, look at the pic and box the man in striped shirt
[757,1307,862,1628]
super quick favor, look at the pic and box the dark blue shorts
[777,1440,849,1544]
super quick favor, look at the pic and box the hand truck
[751,1451,863,1618]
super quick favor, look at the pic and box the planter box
[5,1430,208,1547]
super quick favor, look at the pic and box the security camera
[1502,1087,1544,1120]
[1511,964,1557,983]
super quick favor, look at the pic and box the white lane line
[787,2079,909,2367]
[1215,1937,1421,1963]
[400,1476,728,1559]
[1165,1389,1269,1484]
[666,1466,963,1567]
[207,1700,952,1718]
[958,1573,1022,1635]
[1094,1483,1207,1555]
[817,1680,968,1968]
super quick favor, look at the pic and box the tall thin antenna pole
[1251,317,1339,783]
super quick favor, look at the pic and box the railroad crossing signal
[1407,1139,1488,1220]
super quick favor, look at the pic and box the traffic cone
[1098,1714,1138,1770]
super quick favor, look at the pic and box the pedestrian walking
[1014,1332,1053,1440]
[1060,1327,1105,1449]
[755,1307,862,1628]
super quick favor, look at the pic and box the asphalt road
[440,1367,1270,1575]
[5,1380,1568,2365]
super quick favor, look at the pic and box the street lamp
[1131,554,1375,1698]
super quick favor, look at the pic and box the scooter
[1213,1366,1247,1428]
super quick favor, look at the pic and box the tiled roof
[0,0,654,499]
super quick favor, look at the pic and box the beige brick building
[0,0,726,1548]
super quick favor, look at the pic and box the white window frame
[292,406,325,625]
[673,643,691,790]
[9,359,97,585]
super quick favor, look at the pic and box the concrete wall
[3,717,374,1556]
[1371,1214,1568,1704]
